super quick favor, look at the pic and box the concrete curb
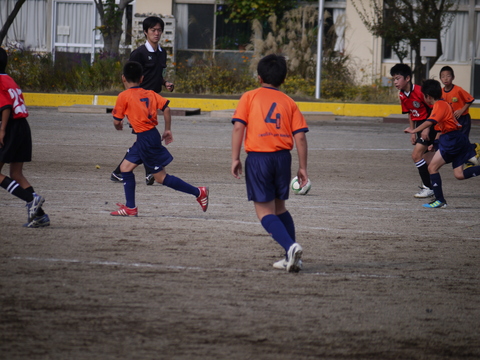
[23,92,480,120]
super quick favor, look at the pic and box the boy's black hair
[390,63,412,79]
[143,16,164,34]
[421,79,442,100]
[439,65,454,78]
[0,47,8,73]
[123,61,143,83]
[257,54,287,88]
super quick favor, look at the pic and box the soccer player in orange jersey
[440,66,475,138]
[439,66,480,165]
[404,79,480,208]
[231,54,308,272]
[110,61,208,216]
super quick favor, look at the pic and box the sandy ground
[1,107,479,360]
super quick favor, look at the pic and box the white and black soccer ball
[290,176,311,195]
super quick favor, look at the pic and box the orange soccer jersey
[442,85,474,116]
[112,86,169,133]
[232,87,308,153]
[428,99,461,134]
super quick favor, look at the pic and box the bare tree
[0,0,27,45]
[352,0,458,84]
[93,0,133,57]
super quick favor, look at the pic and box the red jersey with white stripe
[232,86,308,153]
[0,74,29,119]
[112,86,169,133]
[442,85,474,116]
[399,84,430,121]
[428,99,461,134]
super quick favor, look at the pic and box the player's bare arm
[408,117,416,145]
[0,108,10,147]
[454,103,471,119]
[113,119,123,131]
[162,107,173,145]
[404,120,433,134]
[231,122,245,179]
[294,131,308,187]
[420,126,431,141]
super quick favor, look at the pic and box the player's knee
[428,164,439,174]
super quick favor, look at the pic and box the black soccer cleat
[110,172,123,182]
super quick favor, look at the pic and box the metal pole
[315,0,325,99]
[426,57,430,80]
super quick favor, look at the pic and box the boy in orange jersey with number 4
[231,54,309,273]
[110,61,208,216]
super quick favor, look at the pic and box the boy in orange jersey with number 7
[231,54,309,273]
[110,61,208,216]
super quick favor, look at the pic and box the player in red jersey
[390,63,436,199]
[404,79,480,208]
[110,61,208,217]
[231,54,308,273]
[0,47,49,227]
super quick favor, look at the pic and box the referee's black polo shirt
[129,42,167,93]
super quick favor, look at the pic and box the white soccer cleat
[273,258,303,270]
[286,243,303,273]
[414,185,434,198]
[467,156,479,166]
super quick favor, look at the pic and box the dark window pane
[188,4,214,49]
[215,5,252,50]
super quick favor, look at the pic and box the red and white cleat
[110,203,138,217]
[196,187,209,212]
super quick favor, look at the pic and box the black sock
[1,177,34,202]
[416,159,431,188]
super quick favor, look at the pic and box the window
[382,10,471,63]
[175,3,251,51]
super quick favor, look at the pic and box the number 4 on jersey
[265,103,281,129]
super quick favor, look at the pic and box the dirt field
[1,107,479,360]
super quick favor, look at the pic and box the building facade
[1,0,478,98]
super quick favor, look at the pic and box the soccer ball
[290,176,311,195]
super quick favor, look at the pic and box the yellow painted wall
[23,92,480,119]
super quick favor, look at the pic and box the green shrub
[3,47,396,102]
[5,48,124,93]
[174,56,257,95]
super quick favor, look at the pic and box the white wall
[134,0,173,16]
[344,0,473,93]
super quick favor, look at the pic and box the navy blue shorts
[125,128,173,173]
[414,120,438,146]
[439,130,475,169]
[0,117,32,163]
[457,114,471,137]
[245,150,291,202]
